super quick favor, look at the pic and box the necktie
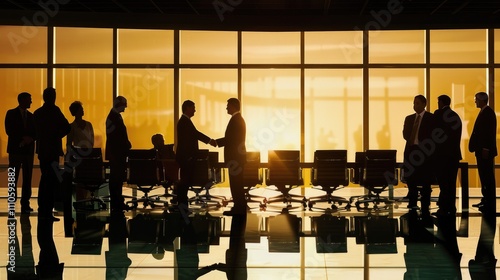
[409,114,421,145]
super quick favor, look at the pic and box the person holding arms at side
[67,101,94,150]
[34,87,71,221]
[175,100,217,211]
[433,94,462,216]
[469,91,497,213]
[5,92,37,213]
[106,96,132,213]
[402,94,436,214]
[216,98,247,216]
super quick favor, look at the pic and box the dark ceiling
[1,0,500,31]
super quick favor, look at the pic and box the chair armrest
[311,167,316,182]
[266,168,270,181]
[298,167,303,181]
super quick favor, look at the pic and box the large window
[0,69,47,164]
[368,69,426,162]
[304,69,363,162]
[0,25,498,182]
[242,69,301,161]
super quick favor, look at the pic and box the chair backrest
[127,149,159,186]
[157,144,178,183]
[208,151,223,183]
[243,151,263,186]
[351,151,366,184]
[362,149,398,187]
[71,147,105,186]
[191,149,212,186]
[267,150,302,186]
[312,150,349,187]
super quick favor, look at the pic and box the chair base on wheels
[307,191,351,211]
[73,196,108,211]
[350,193,394,211]
[264,186,308,210]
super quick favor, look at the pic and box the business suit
[217,112,247,213]
[403,110,436,211]
[434,106,462,214]
[175,114,211,205]
[5,106,36,210]
[105,108,132,211]
[469,105,497,212]
[34,102,71,218]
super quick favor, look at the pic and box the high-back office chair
[126,149,168,209]
[71,147,108,211]
[308,150,350,211]
[155,144,178,203]
[188,150,225,208]
[311,213,349,253]
[354,214,398,254]
[350,150,398,210]
[267,208,302,252]
[264,150,307,209]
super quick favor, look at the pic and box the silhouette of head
[413,94,426,114]
[474,91,488,108]
[437,95,451,109]
[18,92,32,109]
[113,96,128,113]
[151,133,165,149]
[226,98,240,115]
[69,101,84,117]
[182,100,195,117]
[43,87,56,104]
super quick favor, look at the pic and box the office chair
[264,150,307,209]
[354,214,398,254]
[350,150,398,210]
[308,150,350,211]
[267,208,302,252]
[71,147,108,211]
[127,213,161,254]
[126,149,169,209]
[311,212,349,253]
[188,150,226,209]
[155,144,178,203]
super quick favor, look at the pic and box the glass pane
[118,68,175,149]
[0,26,47,63]
[495,29,500,63]
[180,31,237,64]
[430,68,487,168]
[242,32,300,64]
[304,69,363,162]
[496,69,500,164]
[179,69,237,161]
[55,27,113,63]
[0,69,47,164]
[118,29,174,64]
[55,68,113,152]
[369,69,425,163]
[430,29,487,63]
[242,69,301,160]
[305,31,363,64]
[369,30,425,63]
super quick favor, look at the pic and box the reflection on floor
[0,186,499,280]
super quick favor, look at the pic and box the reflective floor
[0,186,499,280]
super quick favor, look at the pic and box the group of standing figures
[402,92,497,216]
[5,87,247,217]
[4,87,497,220]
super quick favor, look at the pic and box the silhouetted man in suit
[403,94,436,213]
[175,100,216,210]
[34,87,71,221]
[216,98,247,215]
[469,91,497,213]
[5,92,36,213]
[433,95,462,216]
[106,96,132,213]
